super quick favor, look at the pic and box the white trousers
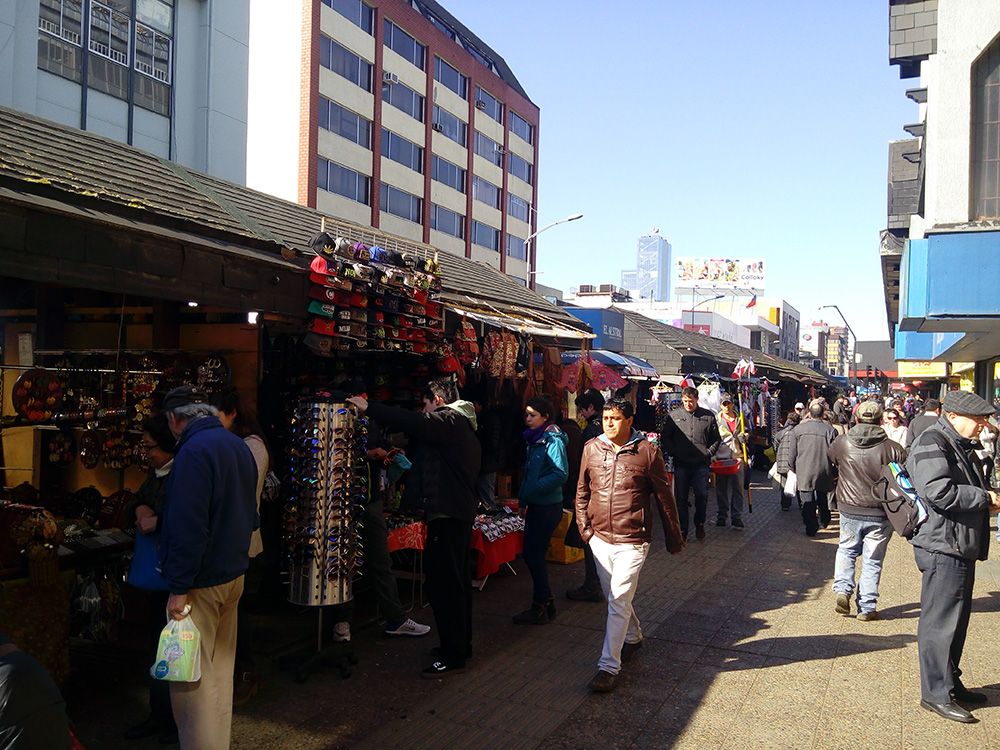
[589,534,650,675]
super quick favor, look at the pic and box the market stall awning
[561,350,658,378]
[448,302,594,340]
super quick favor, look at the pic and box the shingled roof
[0,106,582,332]
[618,308,833,385]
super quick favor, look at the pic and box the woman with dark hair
[513,396,569,625]
[124,415,178,744]
[210,387,269,704]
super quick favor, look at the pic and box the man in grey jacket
[788,401,837,536]
[908,390,1000,724]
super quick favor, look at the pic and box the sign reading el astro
[674,258,766,291]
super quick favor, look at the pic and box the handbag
[128,531,170,591]
[783,470,798,498]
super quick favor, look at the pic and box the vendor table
[386,520,523,579]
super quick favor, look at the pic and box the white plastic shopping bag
[783,470,798,498]
[151,614,202,682]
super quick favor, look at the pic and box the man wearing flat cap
[158,386,258,749]
[907,390,1000,724]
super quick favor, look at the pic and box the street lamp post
[525,212,583,289]
[690,294,725,311]
[819,304,857,380]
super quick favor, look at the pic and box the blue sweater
[159,416,258,594]
[519,426,569,506]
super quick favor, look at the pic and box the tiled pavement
[72,477,1000,749]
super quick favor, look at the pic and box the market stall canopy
[0,106,591,338]
[617,308,834,386]
[561,350,658,379]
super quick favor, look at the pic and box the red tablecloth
[385,520,523,578]
[470,528,523,578]
[386,522,426,553]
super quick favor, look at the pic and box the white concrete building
[0,0,249,184]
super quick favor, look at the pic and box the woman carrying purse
[124,415,178,745]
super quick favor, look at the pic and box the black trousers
[914,546,976,703]
[424,517,472,666]
[798,489,830,533]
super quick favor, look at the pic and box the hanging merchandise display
[303,234,445,358]
[284,397,367,607]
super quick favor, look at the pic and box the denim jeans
[673,462,710,536]
[832,515,892,614]
[589,534,649,676]
[522,503,564,602]
[715,465,744,522]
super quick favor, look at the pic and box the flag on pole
[745,294,757,309]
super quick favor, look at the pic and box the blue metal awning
[896,232,1000,361]
[561,350,659,379]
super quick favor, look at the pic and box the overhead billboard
[674,257,766,291]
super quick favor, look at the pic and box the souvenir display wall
[302,234,445,357]
[284,397,367,607]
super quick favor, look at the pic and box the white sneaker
[384,618,431,637]
[333,621,351,642]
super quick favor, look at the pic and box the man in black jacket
[566,389,606,601]
[348,382,481,679]
[906,398,941,445]
[828,400,905,620]
[788,401,837,536]
[661,387,721,541]
[908,390,1000,724]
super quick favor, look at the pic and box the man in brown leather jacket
[828,400,905,621]
[576,398,685,693]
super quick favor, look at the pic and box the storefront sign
[565,308,625,352]
[897,361,947,378]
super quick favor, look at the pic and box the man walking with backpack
[828,400,905,621]
[908,390,1000,723]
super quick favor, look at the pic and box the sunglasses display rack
[285,399,368,607]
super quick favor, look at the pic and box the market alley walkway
[75,478,1000,749]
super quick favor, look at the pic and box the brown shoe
[695,523,706,540]
[857,610,879,622]
[588,669,618,693]
[621,639,643,663]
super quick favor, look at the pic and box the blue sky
[446,0,914,341]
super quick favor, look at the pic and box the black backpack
[871,461,928,539]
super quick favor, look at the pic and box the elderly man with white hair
[158,386,258,750]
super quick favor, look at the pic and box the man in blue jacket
[159,386,257,750]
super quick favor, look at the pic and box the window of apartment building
[508,152,533,184]
[431,155,466,193]
[380,183,422,223]
[507,233,527,261]
[434,56,467,99]
[323,0,373,34]
[972,38,1000,218]
[510,110,534,145]
[381,80,424,122]
[472,220,500,251]
[320,97,371,148]
[87,0,130,99]
[472,176,500,209]
[431,203,464,239]
[318,158,370,204]
[432,105,466,146]
[384,19,425,70]
[507,193,530,222]
[381,128,423,173]
[474,131,502,167]
[38,0,83,82]
[321,35,372,91]
[475,86,502,123]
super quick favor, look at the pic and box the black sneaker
[732,518,744,528]
[715,518,727,527]
[566,586,604,602]
[512,603,549,625]
[695,523,706,540]
[621,639,643,663]
[421,660,466,679]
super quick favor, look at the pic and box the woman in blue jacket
[513,397,569,625]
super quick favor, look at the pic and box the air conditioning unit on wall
[431,123,444,132]
[474,99,487,110]
[382,71,399,85]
